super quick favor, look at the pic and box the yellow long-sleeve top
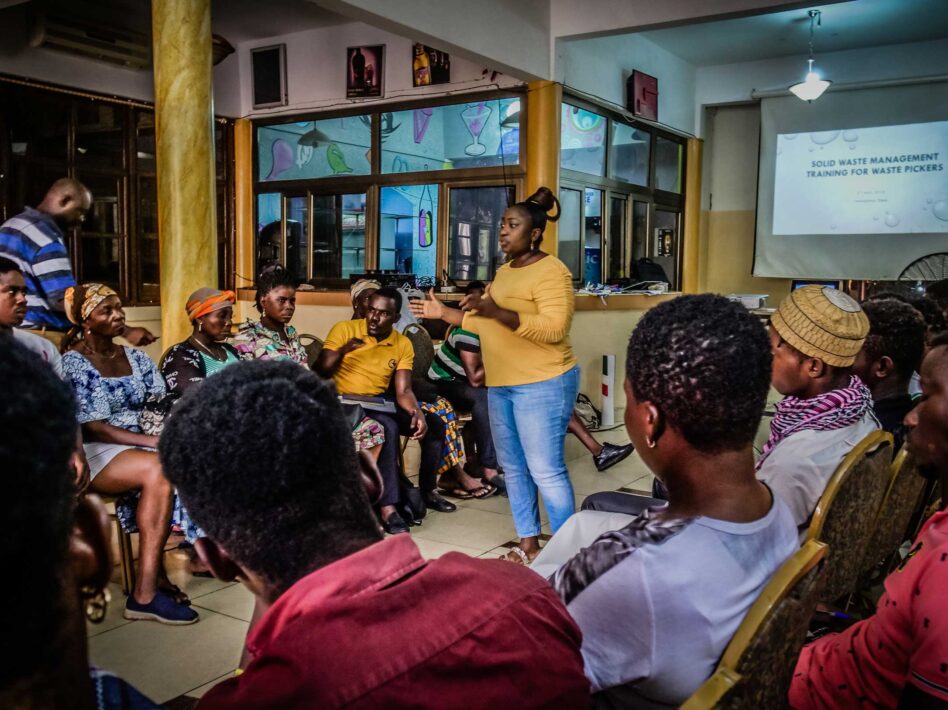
[462,255,576,387]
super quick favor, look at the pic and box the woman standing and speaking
[412,187,578,564]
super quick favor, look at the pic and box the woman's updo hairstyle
[514,186,560,248]
[254,265,297,314]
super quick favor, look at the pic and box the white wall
[695,37,948,136]
[555,34,697,134]
[316,0,550,81]
[230,21,523,119]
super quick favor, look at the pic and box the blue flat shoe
[124,591,199,625]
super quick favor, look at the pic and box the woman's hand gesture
[409,289,444,320]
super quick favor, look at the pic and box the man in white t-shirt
[0,256,62,375]
[532,295,798,708]
[756,286,879,537]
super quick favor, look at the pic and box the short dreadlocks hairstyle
[626,294,772,454]
[0,338,78,684]
[158,360,381,593]
[861,298,927,379]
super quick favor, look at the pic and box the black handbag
[630,258,669,284]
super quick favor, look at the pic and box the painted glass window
[257,116,371,181]
[381,98,520,173]
[560,104,606,176]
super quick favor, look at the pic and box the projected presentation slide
[772,120,948,235]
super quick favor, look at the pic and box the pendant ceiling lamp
[789,9,832,102]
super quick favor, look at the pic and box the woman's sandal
[158,578,191,606]
[501,546,534,566]
[438,486,476,500]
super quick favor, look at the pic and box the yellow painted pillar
[681,138,703,294]
[525,80,562,255]
[234,118,255,291]
[151,0,217,347]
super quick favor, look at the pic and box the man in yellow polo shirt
[317,287,454,533]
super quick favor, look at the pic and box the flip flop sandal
[502,546,532,566]
[483,474,506,496]
[438,487,476,500]
[469,483,497,499]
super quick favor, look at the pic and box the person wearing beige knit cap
[756,285,881,536]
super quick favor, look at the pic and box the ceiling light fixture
[789,9,832,102]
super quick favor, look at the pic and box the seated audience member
[927,278,948,318]
[158,360,590,708]
[531,294,797,707]
[350,278,380,320]
[0,256,61,374]
[790,332,948,709]
[233,268,307,364]
[61,283,197,624]
[316,287,456,533]
[426,281,502,495]
[161,288,240,397]
[0,338,161,709]
[757,285,878,534]
[853,298,926,449]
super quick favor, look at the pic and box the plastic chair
[859,449,928,585]
[298,333,323,368]
[805,430,894,604]
[681,540,829,710]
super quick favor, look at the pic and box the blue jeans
[488,366,580,538]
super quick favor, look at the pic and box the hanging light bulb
[789,10,832,102]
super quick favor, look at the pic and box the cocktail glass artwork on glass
[461,102,492,156]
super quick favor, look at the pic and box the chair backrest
[298,333,323,368]
[682,541,829,710]
[402,323,437,400]
[805,430,894,602]
[860,449,928,581]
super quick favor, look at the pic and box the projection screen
[755,81,948,280]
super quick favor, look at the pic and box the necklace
[190,336,226,361]
[83,340,119,359]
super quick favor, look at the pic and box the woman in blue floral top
[61,283,197,625]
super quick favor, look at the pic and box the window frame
[251,89,526,288]
[0,78,235,306]
[559,93,687,289]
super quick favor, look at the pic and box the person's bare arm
[314,338,364,377]
[393,369,426,439]
[82,420,158,449]
[459,348,485,388]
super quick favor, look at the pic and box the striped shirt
[0,207,76,331]
[428,326,481,382]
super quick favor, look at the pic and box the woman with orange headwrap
[161,287,240,398]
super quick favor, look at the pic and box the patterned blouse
[62,347,166,433]
[232,320,308,365]
[161,339,241,398]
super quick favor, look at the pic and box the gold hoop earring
[645,436,657,449]
[198,321,203,333]
[81,585,111,624]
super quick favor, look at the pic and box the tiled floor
[87,427,652,706]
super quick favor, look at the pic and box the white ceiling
[639,0,948,66]
[211,0,349,44]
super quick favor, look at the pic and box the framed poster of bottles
[347,45,385,99]
[412,44,450,87]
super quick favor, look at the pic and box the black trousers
[435,378,497,469]
[373,407,446,506]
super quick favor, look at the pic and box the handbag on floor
[574,392,602,431]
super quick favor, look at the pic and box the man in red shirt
[789,331,948,709]
[158,360,590,709]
